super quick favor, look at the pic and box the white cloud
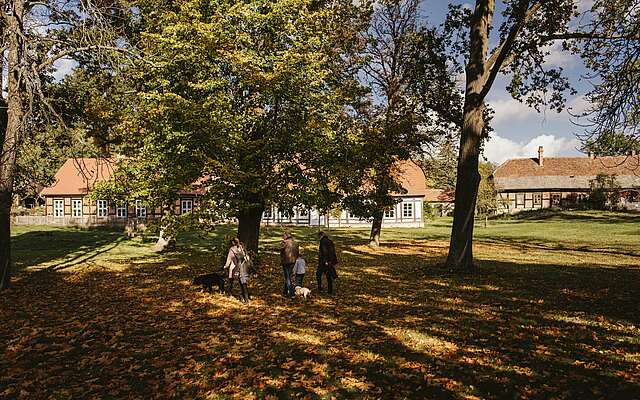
[542,42,579,69]
[52,57,78,81]
[577,0,595,13]
[566,95,591,115]
[488,93,591,128]
[488,98,535,125]
[484,133,580,164]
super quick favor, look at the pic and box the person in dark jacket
[280,232,299,297]
[317,231,337,294]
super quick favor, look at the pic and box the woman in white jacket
[224,237,251,302]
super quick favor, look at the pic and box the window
[135,200,147,218]
[402,202,414,218]
[54,199,64,218]
[116,203,128,219]
[298,208,308,217]
[181,199,193,214]
[516,194,525,207]
[97,200,108,217]
[384,208,395,218]
[533,193,542,205]
[551,193,561,206]
[263,208,272,219]
[72,199,83,218]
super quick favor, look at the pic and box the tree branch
[540,32,640,42]
[37,45,142,72]
[481,1,543,100]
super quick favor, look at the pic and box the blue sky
[422,0,595,164]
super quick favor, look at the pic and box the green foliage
[422,202,435,221]
[577,0,640,144]
[476,162,498,217]
[583,131,640,156]
[110,0,368,230]
[589,173,622,210]
[422,134,458,191]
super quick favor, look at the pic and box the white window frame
[97,200,109,218]
[402,202,414,218]
[181,199,193,214]
[53,199,64,218]
[263,208,273,219]
[116,203,128,219]
[384,208,395,219]
[72,199,83,218]
[135,200,147,218]
[298,207,309,217]
[533,193,542,205]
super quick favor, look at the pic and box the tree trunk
[0,2,26,290]
[368,212,383,247]
[152,206,176,252]
[237,206,264,256]
[0,190,11,290]
[445,0,493,273]
[152,228,175,252]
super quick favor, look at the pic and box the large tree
[443,0,637,272]
[344,0,462,247]
[0,0,134,289]
[111,0,368,255]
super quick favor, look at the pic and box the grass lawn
[2,210,639,399]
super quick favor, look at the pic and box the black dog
[192,273,225,294]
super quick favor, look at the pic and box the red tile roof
[393,159,429,197]
[40,158,116,196]
[494,155,640,191]
[40,158,431,199]
[494,155,640,178]
[424,188,454,202]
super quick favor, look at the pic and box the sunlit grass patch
[383,327,458,356]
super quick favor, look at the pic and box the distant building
[33,158,439,227]
[263,160,434,227]
[38,158,199,225]
[494,146,640,213]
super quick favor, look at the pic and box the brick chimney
[538,146,544,166]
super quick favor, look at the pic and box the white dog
[294,286,312,300]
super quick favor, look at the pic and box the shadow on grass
[493,209,640,224]
[2,238,639,399]
[12,227,128,271]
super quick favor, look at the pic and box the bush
[423,202,435,220]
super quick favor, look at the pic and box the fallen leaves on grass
[1,232,640,399]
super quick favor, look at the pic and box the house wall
[497,190,589,214]
[41,195,197,225]
[261,197,424,228]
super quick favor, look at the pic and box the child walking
[292,250,306,287]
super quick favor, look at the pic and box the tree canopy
[101,0,369,253]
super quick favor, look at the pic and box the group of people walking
[280,231,338,298]
[222,231,338,302]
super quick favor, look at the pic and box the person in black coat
[317,231,338,294]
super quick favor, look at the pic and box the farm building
[33,158,438,227]
[37,158,199,225]
[494,146,640,213]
